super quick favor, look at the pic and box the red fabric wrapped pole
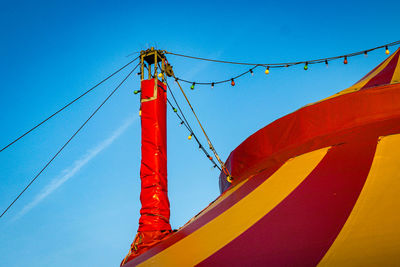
[138,78,171,232]
[121,78,171,266]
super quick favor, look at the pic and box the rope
[165,40,400,66]
[175,65,259,85]
[0,56,140,153]
[165,79,194,133]
[166,40,400,86]
[171,75,232,180]
[164,79,221,171]
[0,63,140,219]
[126,51,140,58]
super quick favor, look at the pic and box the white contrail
[13,115,138,221]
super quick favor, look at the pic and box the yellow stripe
[140,147,329,266]
[318,134,400,266]
[391,53,400,84]
[340,51,397,92]
[184,178,249,225]
[306,52,398,107]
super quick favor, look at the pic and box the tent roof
[315,47,400,104]
[124,47,400,267]
[218,48,400,192]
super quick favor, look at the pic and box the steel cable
[0,63,140,219]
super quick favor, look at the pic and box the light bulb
[385,46,390,55]
[231,79,235,86]
[265,66,270,75]
[304,63,308,70]
[344,56,348,64]
[190,83,195,90]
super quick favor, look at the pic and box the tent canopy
[124,48,400,267]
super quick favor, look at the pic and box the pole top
[140,49,166,65]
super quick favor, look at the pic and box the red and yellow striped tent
[126,48,400,266]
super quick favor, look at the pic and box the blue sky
[0,0,399,266]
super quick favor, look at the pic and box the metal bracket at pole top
[139,48,174,103]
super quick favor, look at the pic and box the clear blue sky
[0,0,399,266]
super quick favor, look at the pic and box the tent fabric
[123,49,400,266]
[125,119,400,266]
[219,83,400,192]
[219,47,400,192]
[306,47,400,106]
[318,134,400,265]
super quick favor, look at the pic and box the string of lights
[134,77,221,170]
[166,40,400,88]
[148,62,222,170]
[165,78,222,171]
[170,75,233,181]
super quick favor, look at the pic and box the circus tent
[124,48,400,266]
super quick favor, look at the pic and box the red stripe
[354,58,386,84]
[220,83,400,192]
[125,161,284,266]
[352,48,400,84]
[124,84,400,266]
[198,137,377,266]
[125,117,400,267]
[361,49,400,90]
